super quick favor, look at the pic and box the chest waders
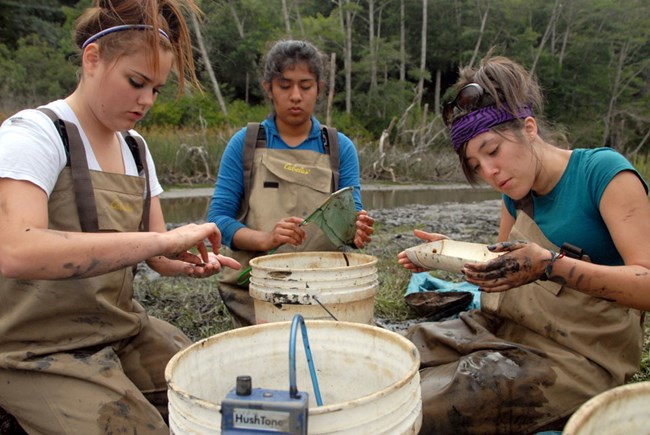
[0,110,190,434]
[406,207,642,435]
[218,122,341,327]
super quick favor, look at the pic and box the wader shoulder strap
[237,122,266,221]
[514,192,534,219]
[321,125,340,190]
[38,107,99,232]
[122,133,151,232]
[38,108,150,232]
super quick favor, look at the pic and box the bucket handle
[289,314,323,406]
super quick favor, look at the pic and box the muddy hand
[354,210,374,248]
[183,252,241,278]
[397,230,449,273]
[462,240,549,291]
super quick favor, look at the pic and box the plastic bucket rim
[249,251,378,272]
[165,320,420,414]
[563,381,650,433]
[249,268,378,281]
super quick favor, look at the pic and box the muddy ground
[366,198,502,247]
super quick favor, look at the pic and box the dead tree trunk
[226,1,251,104]
[416,0,428,107]
[434,69,441,116]
[191,12,227,115]
[468,2,490,69]
[399,0,406,82]
[530,0,562,77]
[602,40,629,149]
[336,0,357,114]
[327,52,337,126]
[282,0,293,37]
[295,0,305,37]
[368,0,377,90]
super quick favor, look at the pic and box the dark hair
[451,53,566,184]
[74,0,201,95]
[261,40,325,91]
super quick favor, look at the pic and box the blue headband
[449,104,534,153]
[82,24,170,49]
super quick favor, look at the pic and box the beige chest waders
[406,209,642,434]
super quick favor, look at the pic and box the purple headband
[449,105,534,153]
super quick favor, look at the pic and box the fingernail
[478,287,485,292]
[487,244,496,250]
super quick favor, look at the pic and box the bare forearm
[1,228,164,280]
[231,227,273,252]
[549,258,650,310]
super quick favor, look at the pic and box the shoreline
[161,182,490,199]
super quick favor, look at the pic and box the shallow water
[160,184,501,224]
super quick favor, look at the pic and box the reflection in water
[162,196,212,224]
[361,188,501,210]
[161,187,502,224]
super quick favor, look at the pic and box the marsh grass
[134,275,233,340]
[141,126,235,184]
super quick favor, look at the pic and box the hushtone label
[283,163,310,175]
[233,408,290,432]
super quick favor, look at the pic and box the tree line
[1,0,649,155]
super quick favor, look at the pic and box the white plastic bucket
[562,381,650,434]
[249,252,378,324]
[165,320,422,434]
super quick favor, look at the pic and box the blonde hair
[74,0,201,95]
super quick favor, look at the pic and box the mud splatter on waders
[407,206,643,434]
[0,110,191,434]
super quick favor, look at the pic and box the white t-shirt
[0,99,163,198]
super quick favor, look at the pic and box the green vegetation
[1,0,649,160]
[632,155,650,182]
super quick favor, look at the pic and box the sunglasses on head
[443,83,495,127]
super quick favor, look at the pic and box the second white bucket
[249,252,378,324]
[562,381,650,434]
